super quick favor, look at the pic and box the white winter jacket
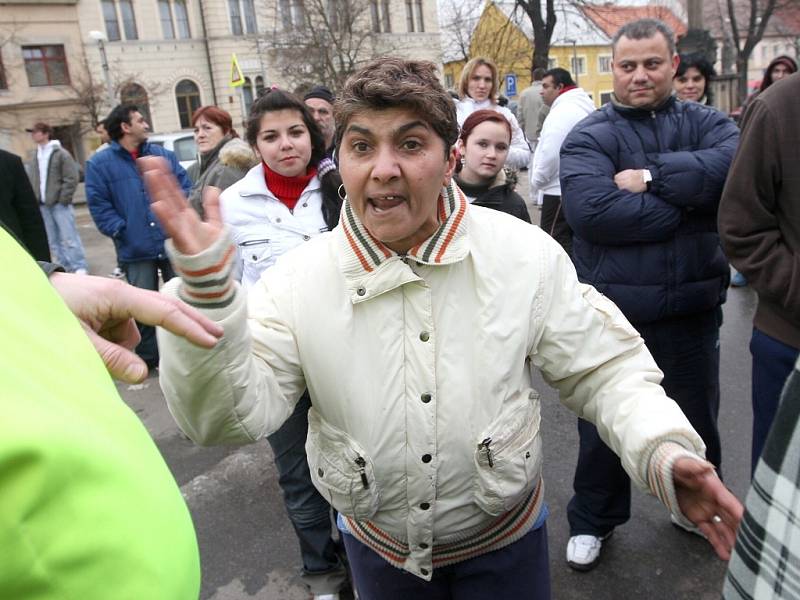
[220,163,329,288]
[158,183,704,580]
[531,87,596,196]
[455,98,531,170]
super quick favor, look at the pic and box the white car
[148,132,197,171]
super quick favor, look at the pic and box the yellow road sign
[230,53,245,87]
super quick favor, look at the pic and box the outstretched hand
[673,457,743,560]
[139,156,224,256]
[51,272,223,383]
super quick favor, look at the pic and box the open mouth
[368,194,405,214]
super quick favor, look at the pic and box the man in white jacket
[143,58,740,600]
[530,68,595,255]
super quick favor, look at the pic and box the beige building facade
[0,0,441,164]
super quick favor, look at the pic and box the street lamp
[564,38,579,86]
[88,30,114,108]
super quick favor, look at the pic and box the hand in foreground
[139,156,223,256]
[673,457,743,560]
[51,272,224,383]
[614,169,647,193]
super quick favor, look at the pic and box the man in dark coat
[558,18,740,571]
[0,148,50,261]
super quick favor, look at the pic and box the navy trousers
[750,328,799,474]
[568,309,722,536]
[342,524,551,600]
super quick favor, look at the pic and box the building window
[23,45,70,87]
[444,72,454,89]
[102,0,121,41]
[600,91,612,105]
[279,0,304,31]
[371,0,390,32]
[174,0,191,37]
[242,77,254,115]
[598,55,611,73]
[570,56,586,76]
[0,51,6,89]
[255,75,264,96]
[160,0,176,38]
[413,0,424,32]
[228,0,243,34]
[118,0,139,39]
[547,57,557,69]
[242,0,257,33]
[120,83,151,126]
[175,79,201,129]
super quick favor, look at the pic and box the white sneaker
[109,266,125,279]
[313,595,339,600]
[74,268,88,275]
[566,532,611,571]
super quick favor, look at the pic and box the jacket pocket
[473,390,542,516]
[306,408,381,521]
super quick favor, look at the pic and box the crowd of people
[1,16,798,600]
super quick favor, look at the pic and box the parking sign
[505,73,517,97]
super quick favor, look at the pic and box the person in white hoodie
[530,68,595,255]
[26,122,89,273]
[455,57,531,170]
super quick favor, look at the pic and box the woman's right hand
[140,156,223,256]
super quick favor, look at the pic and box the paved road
[73,178,757,599]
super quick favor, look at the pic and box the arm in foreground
[141,156,305,445]
[51,272,222,383]
[529,235,742,558]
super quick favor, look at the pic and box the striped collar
[338,179,469,279]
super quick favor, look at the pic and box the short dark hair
[532,67,546,81]
[612,19,676,56]
[105,104,139,141]
[543,68,576,88]
[675,53,717,103]
[245,88,326,167]
[336,58,459,159]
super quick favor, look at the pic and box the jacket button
[421,393,431,403]
[356,286,366,296]
[275,217,282,223]
[419,542,429,549]
[419,502,430,510]
[421,454,432,463]
[303,235,310,241]
[317,468,324,477]
[149,222,155,226]
[420,568,429,575]
[303,202,308,207]
[419,331,430,342]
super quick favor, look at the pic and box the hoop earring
[337,184,347,201]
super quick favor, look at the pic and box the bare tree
[722,0,786,103]
[438,0,483,63]
[513,0,557,71]
[261,0,392,92]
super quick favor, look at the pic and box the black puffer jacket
[560,96,739,325]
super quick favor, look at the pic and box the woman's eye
[477,141,488,148]
[497,144,508,152]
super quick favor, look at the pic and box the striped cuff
[165,229,237,308]
[647,441,707,527]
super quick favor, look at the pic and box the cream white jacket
[220,163,329,288]
[159,184,704,580]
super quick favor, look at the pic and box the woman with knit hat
[218,88,348,600]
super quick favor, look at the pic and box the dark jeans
[124,258,174,366]
[266,392,347,595]
[568,309,722,536]
[342,524,551,600]
[750,328,799,474]
[541,194,572,257]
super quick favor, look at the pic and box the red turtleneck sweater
[263,162,317,212]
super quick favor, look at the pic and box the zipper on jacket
[354,455,369,488]
[239,238,270,246]
[478,437,494,468]
[650,111,656,119]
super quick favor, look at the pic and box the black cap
[303,85,335,105]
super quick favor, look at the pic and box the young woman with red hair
[455,109,530,222]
